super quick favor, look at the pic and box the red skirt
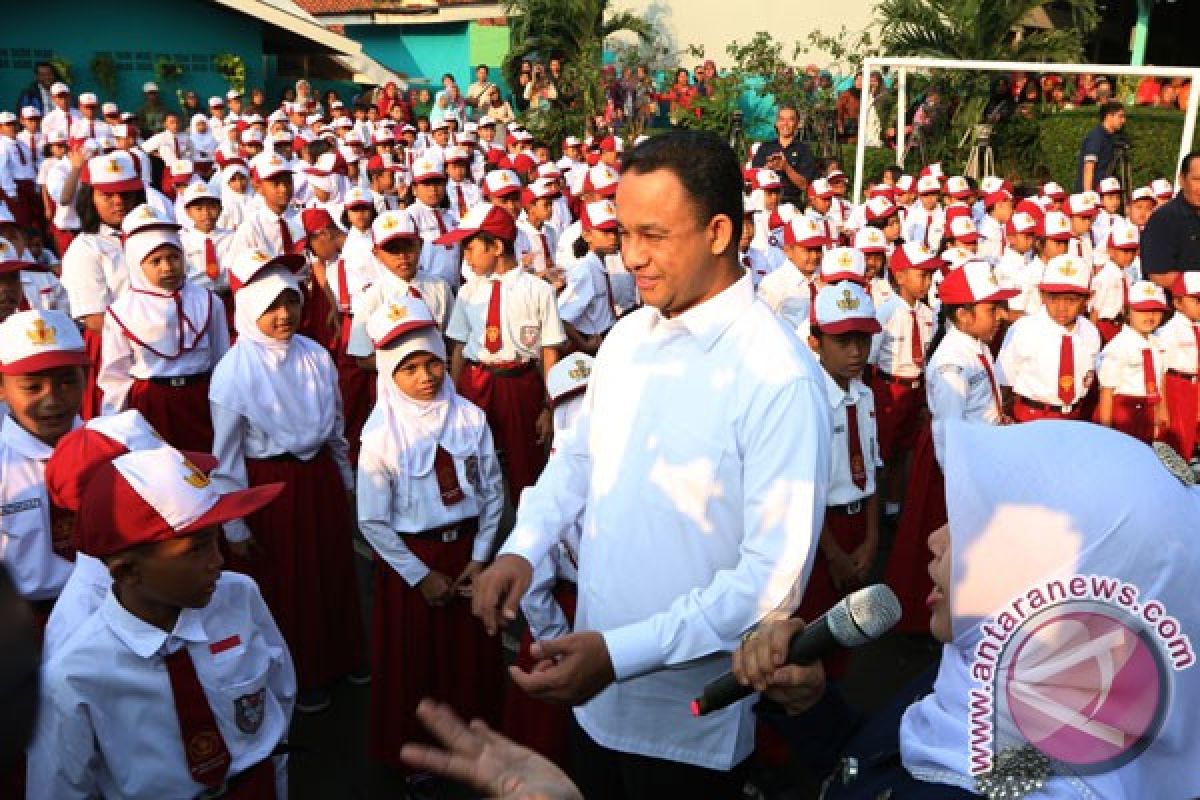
[231,448,364,690]
[127,377,214,452]
[226,758,279,799]
[869,375,926,461]
[798,507,869,678]
[1164,371,1199,459]
[334,348,375,468]
[457,363,548,504]
[1012,396,1086,423]
[81,327,104,420]
[1106,394,1157,445]
[500,582,577,767]
[885,424,945,635]
[369,538,504,768]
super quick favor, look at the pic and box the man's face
[616,168,733,317]
[36,66,55,88]
[146,90,160,106]
[1181,160,1200,206]
[1106,109,1126,133]
[777,109,798,137]
[476,66,489,82]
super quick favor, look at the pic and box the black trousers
[568,718,748,800]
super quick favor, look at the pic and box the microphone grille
[827,584,903,647]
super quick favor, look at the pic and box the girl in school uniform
[209,259,365,712]
[1094,280,1169,445]
[888,259,1016,635]
[98,207,229,452]
[1157,273,1200,463]
[215,160,252,231]
[357,294,505,768]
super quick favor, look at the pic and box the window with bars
[0,49,55,70]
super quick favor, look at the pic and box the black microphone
[690,584,901,716]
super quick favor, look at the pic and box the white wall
[608,0,878,70]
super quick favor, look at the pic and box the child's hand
[419,570,454,607]
[827,549,859,592]
[453,560,486,598]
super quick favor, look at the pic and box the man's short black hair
[1181,152,1200,177]
[1099,101,1125,121]
[623,130,743,247]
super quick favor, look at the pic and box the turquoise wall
[2,0,263,114]
[348,22,473,87]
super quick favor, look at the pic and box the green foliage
[214,53,247,94]
[799,26,882,76]
[154,57,184,86]
[48,55,72,86]
[89,54,119,99]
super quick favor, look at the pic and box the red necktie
[978,353,1002,413]
[1142,348,1161,404]
[601,264,618,317]
[1058,334,1075,405]
[336,258,352,350]
[164,646,231,789]
[540,232,555,269]
[742,254,751,268]
[434,445,465,505]
[432,208,452,250]
[1193,324,1200,373]
[204,237,219,281]
[484,279,502,353]
[15,142,26,165]
[455,184,468,219]
[911,310,925,367]
[846,402,867,490]
[174,134,182,158]
[278,217,294,255]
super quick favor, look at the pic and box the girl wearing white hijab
[734,420,1200,799]
[357,292,504,769]
[98,212,229,451]
[189,113,218,157]
[208,264,365,714]
[214,162,252,231]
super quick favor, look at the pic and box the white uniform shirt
[997,307,1101,406]
[230,200,305,261]
[0,416,76,601]
[976,215,1006,263]
[994,248,1041,315]
[180,227,235,292]
[903,204,944,250]
[60,227,126,317]
[28,573,296,800]
[17,129,44,175]
[500,275,831,770]
[872,294,936,379]
[555,219,583,267]
[20,270,70,312]
[0,136,34,193]
[44,157,82,230]
[518,219,557,276]
[40,107,82,141]
[1090,261,1127,322]
[446,267,566,363]
[558,251,617,336]
[347,268,453,357]
[1097,326,1166,398]
[926,326,1004,463]
[68,117,111,144]
[445,179,481,218]
[357,408,504,586]
[756,262,818,331]
[408,200,463,289]
[1154,312,1200,375]
[43,552,110,658]
[823,371,881,506]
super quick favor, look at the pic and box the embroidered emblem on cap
[836,289,861,311]
[1142,283,1157,297]
[568,358,591,381]
[919,244,931,255]
[387,304,407,321]
[838,251,854,268]
[1058,261,1079,277]
[381,215,398,231]
[251,251,268,263]
[105,158,123,175]
[26,318,56,346]
[182,456,211,489]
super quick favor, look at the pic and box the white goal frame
[851,56,1200,202]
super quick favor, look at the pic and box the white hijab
[900,420,1200,798]
[189,113,217,154]
[108,229,213,359]
[216,164,251,229]
[209,268,337,453]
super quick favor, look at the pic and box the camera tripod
[962,124,995,182]
[1112,141,1134,205]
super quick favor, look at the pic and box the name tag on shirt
[209,634,244,661]
[1,497,41,516]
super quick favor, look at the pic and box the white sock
[885,502,901,516]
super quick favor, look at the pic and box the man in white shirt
[473,131,831,798]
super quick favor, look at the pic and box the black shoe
[346,665,372,686]
[295,688,332,713]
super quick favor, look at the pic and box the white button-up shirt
[446,267,566,363]
[1090,261,1128,321]
[28,573,296,800]
[60,227,127,317]
[1097,326,1166,398]
[43,552,110,658]
[408,200,463,289]
[756,261,817,331]
[0,416,77,600]
[501,275,831,770]
[1155,312,1200,374]
[230,200,305,261]
[872,294,936,379]
[557,251,616,336]
[994,248,1041,315]
[903,204,944,251]
[997,307,1101,405]
[926,326,1004,463]
[823,371,881,506]
[347,267,453,358]
[180,227,235,292]
[20,270,70,313]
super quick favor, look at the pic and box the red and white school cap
[372,209,420,245]
[546,353,593,407]
[240,128,264,145]
[752,169,782,191]
[582,164,619,197]
[864,195,898,222]
[854,226,887,254]
[890,242,944,274]
[411,156,445,184]
[367,292,445,378]
[894,175,915,193]
[782,215,827,248]
[231,249,305,288]
[0,238,35,274]
[81,151,142,193]
[916,175,942,195]
[483,169,522,199]
[1107,219,1139,251]
[1128,280,1168,312]
[0,310,89,375]
[250,151,292,180]
[1065,192,1098,218]
[429,117,450,133]
[1039,254,1092,294]
[947,215,980,243]
[536,162,562,180]
[77,92,98,107]
[1097,176,1121,195]
[944,176,971,199]
[526,177,561,201]
[179,182,219,210]
[826,168,848,183]
[1005,210,1038,236]
[444,145,471,164]
[811,281,881,335]
[937,259,1018,305]
[51,82,70,96]
[341,187,373,210]
[918,162,944,179]
[74,446,282,558]
[20,106,41,119]
[1131,186,1155,203]
[1040,210,1072,240]
[121,203,181,237]
[807,178,834,199]
[1041,181,1067,201]
[373,128,396,145]
[581,199,618,232]
[866,184,895,201]
[1171,272,1200,298]
[984,187,1013,208]
[434,202,515,246]
[819,247,867,285]
[562,135,582,148]
[1151,178,1174,199]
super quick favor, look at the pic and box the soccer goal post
[851,56,1200,202]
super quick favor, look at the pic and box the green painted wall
[469,23,511,73]
[2,0,263,113]
[348,22,471,87]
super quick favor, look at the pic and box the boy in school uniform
[1157,273,1200,465]
[519,178,561,280]
[442,202,565,503]
[902,175,945,251]
[407,157,463,290]
[756,215,828,330]
[993,209,1040,321]
[178,182,235,305]
[1090,219,1139,344]
[444,145,481,219]
[739,194,781,288]
[975,185,1013,263]
[1065,192,1098,265]
[27,444,294,799]
[856,227,893,307]
[997,253,1102,423]
[1095,280,1169,444]
[231,152,305,260]
[557,199,619,354]
[870,242,940,521]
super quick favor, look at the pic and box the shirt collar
[101,586,211,659]
[1,414,74,461]
[647,273,753,352]
[822,368,868,409]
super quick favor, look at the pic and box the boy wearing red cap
[520,178,561,279]
[27,445,293,799]
[1156,273,1200,463]
[976,185,1013,263]
[1090,219,1140,343]
[558,199,619,354]
[993,210,1040,321]
[442,202,565,502]
[902,175,945,251]
[231,152,305,262]
[756,216,828,331]
[407,157,463,289]
[1095,280,1169,444]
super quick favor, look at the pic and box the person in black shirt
[751,105,816,205]
[1141,152,1200,289]
[1075,101,1126,192]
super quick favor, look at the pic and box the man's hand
[418,570,455,607]
[535,409,553,445]
[509,631,616,705]
[732,619,827,715]
[401,699,583,800]
[472,554,534,635]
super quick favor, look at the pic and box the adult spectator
[1136,76,1162,106]
[1140,152,1200,288]
[835,76,861,141]
[479,84,515,126]
[752,105,816,203]
[134,82,169,137]
[1072,72,1098,106]
[16,61,58,115]
[1075,101,1126,192]
[473,131,830,799]
[375,81,401,118]
[513,68,533,113]
[861,72,893,148]
[465,64,495,114]
[432,74,467,129]
[524,64,558,115]
[983,76,1016,124]
[661,68,698,124]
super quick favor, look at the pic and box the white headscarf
[208,267,337,453]
[108,229,213,359]
[215,163,251,229]
[901,420,1200,798]
[189,113,217,154]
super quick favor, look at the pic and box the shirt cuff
[498,523,555,568]
[602,618,664,681]
[399,559,431,588]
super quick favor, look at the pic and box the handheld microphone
[690,584,901,716]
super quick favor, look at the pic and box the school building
[1,0,402,113]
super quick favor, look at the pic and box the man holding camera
[752,105,816,204]
[1076,101,1127,193]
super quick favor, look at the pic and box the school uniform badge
[234,688,266,734]
[464,454,482,494]
[519,324,540,348]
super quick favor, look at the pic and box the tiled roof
[295,0,493,14]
